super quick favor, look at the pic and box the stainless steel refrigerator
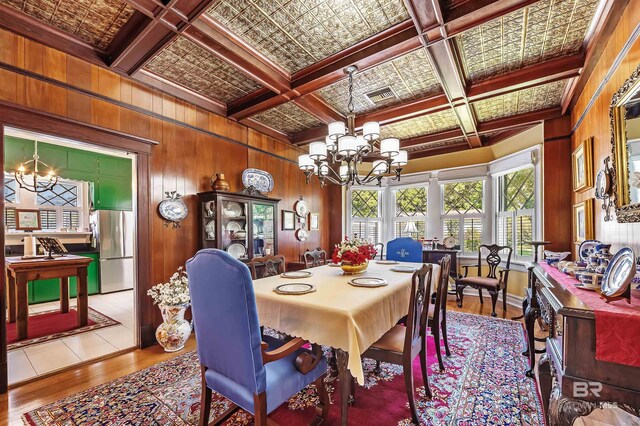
[91,210,135,293]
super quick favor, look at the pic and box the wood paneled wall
[571,2,640,254]
[0,29,334,341]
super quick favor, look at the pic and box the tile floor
[8,289,135,385]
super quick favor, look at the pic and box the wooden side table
[6,255,93,341]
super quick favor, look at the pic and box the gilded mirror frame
[610,63,640,222]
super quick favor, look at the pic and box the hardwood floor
[1,295,524,426]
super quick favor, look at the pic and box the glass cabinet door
[221,199,249,260]
[252,203,275,256]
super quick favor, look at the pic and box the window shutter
[368,222,382,244]
[497,214,513,249]
[63,210,80,228]
[463,218,483,253]
[40,210,57,230]
[516,214,533,256]
[4,208,16,230]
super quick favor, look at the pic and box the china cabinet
[197,190,280,261]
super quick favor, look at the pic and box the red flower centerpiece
[332,236,377,275]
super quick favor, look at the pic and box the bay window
[496,167,536,260]
[441,179,484,255]
[393,186,427,239]
[349,188,383,244]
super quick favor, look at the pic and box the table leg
[7,273,16,324]
[16,274,28,340]
[60,277,69,314]
[335,349,352,426]
[77,267,88,327]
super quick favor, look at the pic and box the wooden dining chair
[455,244,512,317]
[249,254,286,279]
[303,248,327,268]
[361,263,434,424]
[428,255,452,371]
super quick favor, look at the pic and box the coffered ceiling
[0,0,627,158]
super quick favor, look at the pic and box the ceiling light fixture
[14,139,58,193]
[299,66,407,187]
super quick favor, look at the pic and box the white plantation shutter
[496,213,513,252]
[463,218,483,253]
[4,208,16,230]
[368,222,382,244]
[40,210,57,230]
[515,212,533,256]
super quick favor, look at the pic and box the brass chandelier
[14,139,58,193]
[298,66,407,187]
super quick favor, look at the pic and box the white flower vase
[155,304,192,352]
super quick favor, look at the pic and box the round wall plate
[158,198,188,222]
[294,199,309,217]
[295,228,308,242]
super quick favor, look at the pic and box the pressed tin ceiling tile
[252,102,325,135]
[143,36,263,104]
[455,0,600,82]
[404,138,467,152]
[206,0,410,73]
[1,0,135,49]
[472,80,568,122]
[380,109,460,140]
[316,48,442,115]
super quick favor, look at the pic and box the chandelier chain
[348,70,354,114]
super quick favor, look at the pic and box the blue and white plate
[242,168,274,194]
[601,247,635,297]
[578,239,601,262]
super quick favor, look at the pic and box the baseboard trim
[458,288,523,309]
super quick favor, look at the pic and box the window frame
[391,184,428,240]
[347,186,385,244]
[494,164,538,262]
[440,178,486,256]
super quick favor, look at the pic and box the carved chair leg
[350,376,357,406]
[502,287,507,313]
[403,357,419,425]
[441,314,451,357]
[489,291,498,317]
[199,366,212,426]
[478,288,483,303]
[456,284,464,308]
[253,392,268,426]
[419,335,432,398]
[432,315,445,371]
[312,375,329,425]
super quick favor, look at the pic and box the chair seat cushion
[370,325,406,353]
[458,276,500,289]
[205,335,327,415]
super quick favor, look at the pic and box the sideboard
[524,263,640,425]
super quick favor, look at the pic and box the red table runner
[538,262,640,367]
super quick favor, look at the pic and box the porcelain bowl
[544,251,571,266]
[574,270,604,286]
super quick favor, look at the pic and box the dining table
[252,261,441,425]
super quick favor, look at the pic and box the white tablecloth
[252,262,441,384]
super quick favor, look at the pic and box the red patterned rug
[22,312,543,425]
[8,308,120,351]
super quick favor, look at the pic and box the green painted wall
[4,136,133,210]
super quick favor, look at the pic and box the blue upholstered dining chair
[186,249,329,426]
[386,237,423,262]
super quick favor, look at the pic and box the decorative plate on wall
[294,197,309,217]
[242,168,274,194]
[158,191,188,228]
[295,228,308,242]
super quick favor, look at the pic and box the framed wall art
[282,210,295,231]
[572,137,594,192]
[15,209,41,231]
[309,213,319,230]
[573,199,595,245]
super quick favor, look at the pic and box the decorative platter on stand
[158,191,188,228]
[601,247,636,298]
[242,169,274,194]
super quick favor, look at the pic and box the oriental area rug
[7,308,120,351]
[23,311,543,425]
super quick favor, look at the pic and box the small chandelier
[298,65,407,187]
[14,139,58,193]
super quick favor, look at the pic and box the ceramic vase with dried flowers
[147,267,192,352]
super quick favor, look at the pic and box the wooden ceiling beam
[293,94,345,124]
[477,107,562,133]
[467,53,585,101]
[355,94,450,127]
[108,0,216,75]
[227,21,421,120]
[0,4,107,66]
